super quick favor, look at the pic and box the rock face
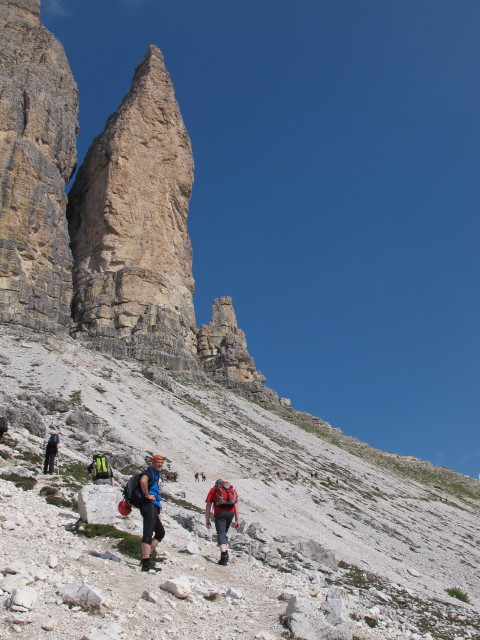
[0,0,78,333]
[67,45,200,373]
[197,297,279,403]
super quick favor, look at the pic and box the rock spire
[197,297,279,404]
[0,0,78,332]
[67,45,199,372]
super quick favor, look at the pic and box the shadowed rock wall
[0,0,78,332]
[67,46,200,373]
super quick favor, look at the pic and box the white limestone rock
[160,575,192,599]
[179,540,200,555]
[77,484,119,525]
[58,582,104,610]
[8,586,38,611]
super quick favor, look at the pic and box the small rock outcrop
[67,45,200,374]
[0,0,78,333]
[197,296,279,404]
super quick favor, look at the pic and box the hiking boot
[218,552,229,566]
[141,558,152,572]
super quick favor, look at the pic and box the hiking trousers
[139,502,165,546]
[214,511,234,546]
[43,447,57,474]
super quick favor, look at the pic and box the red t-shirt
[206,486,237,515]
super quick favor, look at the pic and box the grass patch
[40,486,58,496]
[72,522,156,562]
[364,616,378,628]
[22,451,43,466]
[3,473,37,491]
[163,494,203,513]
[69,390,82,406]
[46,495,76,509]
[446,587,470,603]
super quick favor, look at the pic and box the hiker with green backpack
[87,453,115,487]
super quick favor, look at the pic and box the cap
[152,455,165,463]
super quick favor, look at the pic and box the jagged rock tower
[67,46,200,372]
[0,0,78,332]
[197,297,279,404]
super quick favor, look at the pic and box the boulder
[8,586,38,611]
[77,484,119,525]
[58,583,104,610]
[160,575,192,599]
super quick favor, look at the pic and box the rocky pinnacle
[67,45,199,372]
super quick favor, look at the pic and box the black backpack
[122,473,145,508]
[48,433,59,447]
[0,417,8,434]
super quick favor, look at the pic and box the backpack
[214,480,238,507]
[123,468,161,509]
[0,417,8,434]
[122,473,144,508]
[92,453,110,480]
[48,433,59,446]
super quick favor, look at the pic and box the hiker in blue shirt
[139,455,165,572]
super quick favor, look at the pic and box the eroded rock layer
[67,45,199,372]
[197,296,279,403]
[0,0,78,332]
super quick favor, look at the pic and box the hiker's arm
[140,474,154,500]
[205,502,212,528]
[233,502,240,529]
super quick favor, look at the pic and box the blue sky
[42,0,480,479]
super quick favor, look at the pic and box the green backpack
[92,453,110,480]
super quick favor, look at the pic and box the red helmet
[118,500,132,516]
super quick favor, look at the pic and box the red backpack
[214,480,238,507]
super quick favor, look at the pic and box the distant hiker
[194,472,199,482]
[295,470,299,480]
[87,453,114,487]
[0,417,8,441]
[201,471,206,481]
[139,455,165,572]
[43,432,59,475]
[205,479,240,566]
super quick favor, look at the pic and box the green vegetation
[163,493,203,513]
[46,495,77,509]
[3,473,36,491]
[446,587,470,603]
[72,521,158,562]
[69,390,82,406]
[364,616,378,628]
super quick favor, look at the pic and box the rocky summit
[198,297,279,404]
[67,45,198,374]
[0,0,78,334]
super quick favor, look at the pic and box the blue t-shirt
[142,467,162,509]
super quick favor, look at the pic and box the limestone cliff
[67,45,200,372]
[0,0,78,332]
[197,297,279,404]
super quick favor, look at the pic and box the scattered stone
[160,576,192,599]
[179,540,200,555]
[58,583,104,610]
[41,618,59,631]
[8,586,38,611]
[142,590,161,604]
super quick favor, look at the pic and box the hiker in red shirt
[205,479,240,565]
